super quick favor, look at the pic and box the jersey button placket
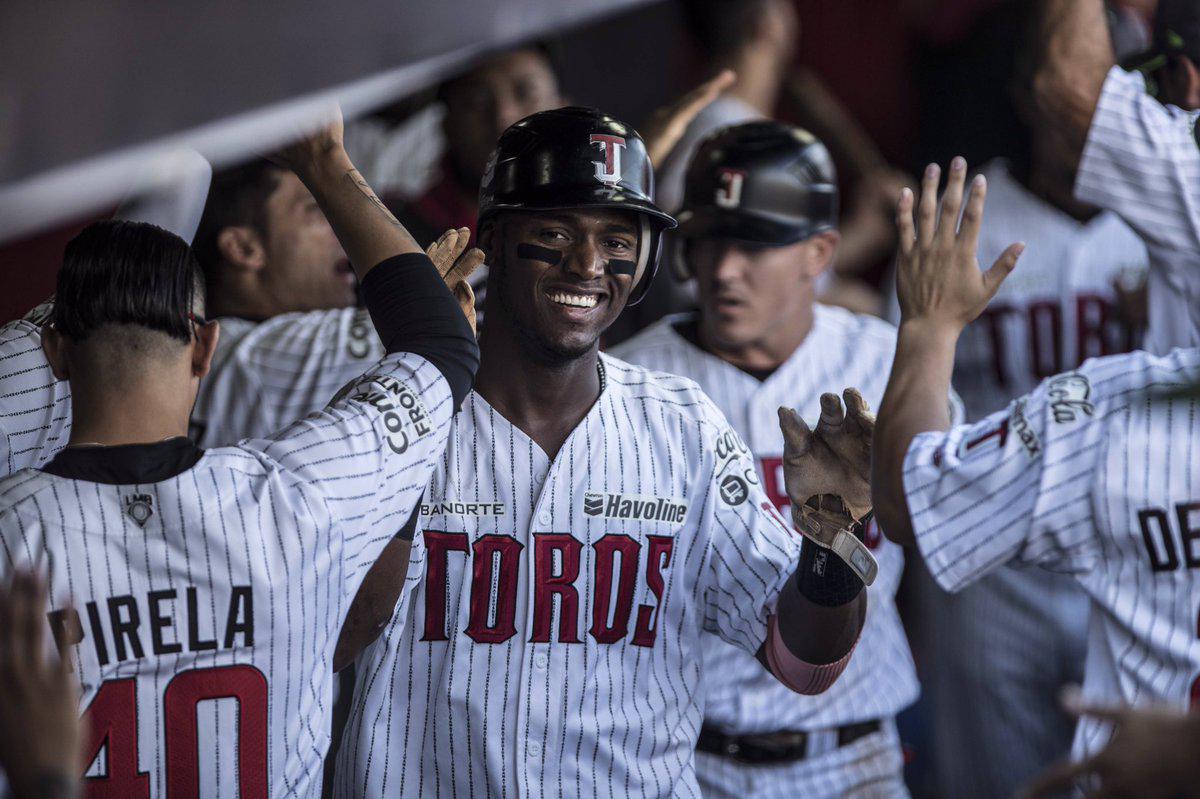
[524,491,556,799]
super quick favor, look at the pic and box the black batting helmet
[478,106,677,305]
[675,121,837,277]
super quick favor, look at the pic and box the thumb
[981,241,1024,299]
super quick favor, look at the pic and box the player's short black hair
[52,220,203,344]
[192,158,284,282]
[680,0,772,61]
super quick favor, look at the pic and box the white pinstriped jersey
[334,355,809,799]
[191,307,384,448]
[1076,66,1200,354]
[903,347,1200,760]
[0,301,70,476]
[954,161,1148,420]
[611,306,918,732]
[0,352,452,798]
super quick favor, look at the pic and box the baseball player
[188,158,476,449]
[870,158,1200,767]
[1037,0,1200,353]
[905,116,1148,797]
[0,118,479,797]
[0,150,212,477]
[612,121,916,798]
[333,106,875,799]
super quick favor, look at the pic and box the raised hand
[268,105,346,177]
[425,227,485,335]
[779,389,878,584]
[895,158,1024,334]
[640,70,737,166]
[1021,691,1200,799]
[0,569,81,799]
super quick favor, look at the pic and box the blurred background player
[890,10,1150,796]
[873,157,1200,785]
[0,116,477,795]
[1037,0,1200,353]
[613,121,917,798]
[189,160,480,448]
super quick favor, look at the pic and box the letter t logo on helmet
[589,134,626,186]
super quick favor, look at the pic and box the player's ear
[190,320,220,379]
[216,226,267,274]
[41,327,69,381]
[800,230,840,281]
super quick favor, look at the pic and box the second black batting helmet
[675,121,837,277]
[478,106,677,305]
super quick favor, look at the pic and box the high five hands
[778,390,879,586]
[895,157,1024,334]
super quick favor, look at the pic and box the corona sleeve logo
[590,134,626,186]
[714,168,746,209]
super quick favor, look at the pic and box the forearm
[772,568,865,664]
[334,535,412,671]
[873,321,957,546]
[1035,0,1114,159]
[293,148,422,279]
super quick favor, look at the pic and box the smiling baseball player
[613,121,917,798]
[871,157,1200,767]
[333,107,875,799]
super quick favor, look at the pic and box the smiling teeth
[549,292,598,308]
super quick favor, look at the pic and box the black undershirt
[41,437,203,484]
[673,317,778,383]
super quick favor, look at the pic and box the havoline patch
[582,491,688,525]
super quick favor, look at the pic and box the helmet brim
[480,186,677,232]
[674,207,823,246]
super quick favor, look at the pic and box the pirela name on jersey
[350,374,431,454]
[582,491,688,524]
[48,586,254,668]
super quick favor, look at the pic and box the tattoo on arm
[344,169,404,229]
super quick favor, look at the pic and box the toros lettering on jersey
[419,531,674,647]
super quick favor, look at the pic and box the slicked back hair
[52,220,203,344]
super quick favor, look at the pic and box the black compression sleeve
[794,536,865,607]
[360,253,480,408]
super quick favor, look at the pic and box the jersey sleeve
[1075,66,1200,260]
[0,307,72,477]
[902,367,1113,593]
[245,351,453,586]
[695,412,804,657]
[195,307,386,447]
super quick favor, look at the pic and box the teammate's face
[486,209,639,360]
[442,50,563,186]
[690,234,835,352]
[259,173,355,313]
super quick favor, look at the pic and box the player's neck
[475,325,602,460]
[67,379,195,447]
[699,302,814,373]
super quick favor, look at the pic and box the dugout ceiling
[0,0,660,242]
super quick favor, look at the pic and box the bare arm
[273,111,423,278]
[873,159,1024,546]
[1034,0,1115,163]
